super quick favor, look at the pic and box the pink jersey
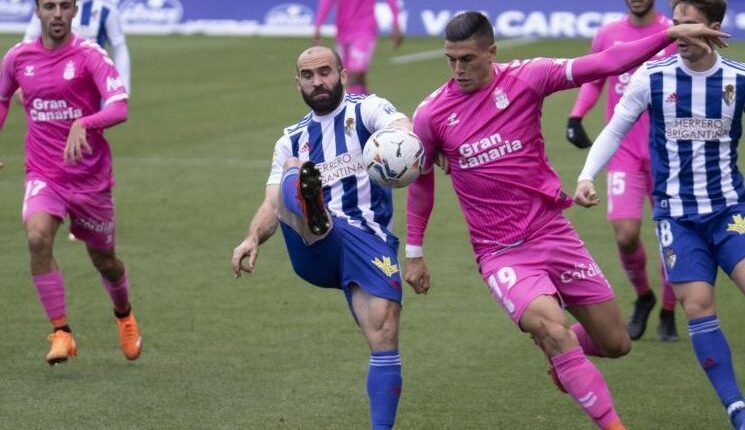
[0,35,128,193]
[314,0,399,43]
[412,60,578,260]
[571,13,675,171]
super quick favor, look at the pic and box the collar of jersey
[677,52,722,78]
[311,91,348,121]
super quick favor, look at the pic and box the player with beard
[232,46,412,429]
[0,0,140,365]
[567,0,680,341]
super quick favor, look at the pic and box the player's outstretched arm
[572,24,728,86]
[232,185,280,278]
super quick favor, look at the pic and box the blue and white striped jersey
[268,93,407,246]
[616,53,745,218]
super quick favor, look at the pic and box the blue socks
[280,167,302,217]
[689,316,745,424]
[367,350,402,430]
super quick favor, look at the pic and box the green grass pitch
[0,34,743,429]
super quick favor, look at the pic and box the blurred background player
[24,0,130,93]
[0,0,140,365]
[312,0,402,95]
[575,0,745,427]
[566,0,679,341]
[405,11,726,430]
[232,46,411,429]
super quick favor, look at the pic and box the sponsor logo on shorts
[73,218,114,234]
[559,262,603,284]
[727,214,745,235]
[372,256,399,277]
[664,248,677,269]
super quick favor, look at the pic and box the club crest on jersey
[727,214,745,234]
[345,117,354,135]
[372,256,399,277]
[664,249,677,269]
[724,84,736,106]
[493,87,510,110]
[63,61,75,80]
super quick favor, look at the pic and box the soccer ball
[363,128,425,188]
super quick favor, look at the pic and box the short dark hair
[672,0,727,24]
[445,11,495,48]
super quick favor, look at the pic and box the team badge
[727,214,745,234]
[63,61,75,80]
[345,117,355,135]
[493,87,510,110]
[724,84,736,106]
[664,249,677,269]
[372,256,399,277]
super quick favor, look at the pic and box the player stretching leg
[405,11,726,429]
[576,1,745,427]
[0,0,140,364]
[233,46,411,429]
[567,0,679,341]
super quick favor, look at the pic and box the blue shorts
[656,204,745,284]
[279,217,402,304]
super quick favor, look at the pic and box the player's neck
[683,51,718,73]
[628,10,657,26]
[41,33,73,50]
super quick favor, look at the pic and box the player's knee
[26,230,53,256]
[602,334,631,358]
[90,253,121,277]
[615,228,640,252]
[679,298,715,319]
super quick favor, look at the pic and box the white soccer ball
[363,128,425,188]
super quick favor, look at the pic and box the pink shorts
[478,214,615,326]
[336,37,377,72]
[606,170,653,221]
[22,176,116,250]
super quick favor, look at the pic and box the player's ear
[711,21,721,31]
[340,68,348,87]
[488,43,497,59]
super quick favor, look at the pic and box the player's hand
[232,236,259,278]
[667,23,729,54]
[312,29,322,46]
[566,117,592,149]
[391,27,403,49]
[63,121,91,164]
[433,151,450,175]
[574,180,600,208]
[405,257,431,294]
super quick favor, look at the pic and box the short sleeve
[267,134,293,185]
[614,66,651,122]
[359,94,407,132]
[82,41,128,105]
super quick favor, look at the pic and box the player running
[0,0,140,365]
[567,0,679,341]
[576,1,745,428]
[313,0,402,95]
[405,11,726,429]
[232,46,411,429]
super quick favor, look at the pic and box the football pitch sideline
[0,34,744,429]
